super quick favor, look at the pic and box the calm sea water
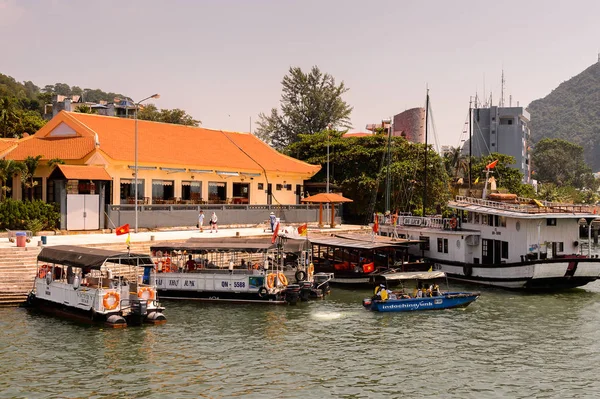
[3,276,600,397]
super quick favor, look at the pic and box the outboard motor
[299,281,313,301]
[129,299,147,326]
[283,284,301,305]
[362,298,372,308]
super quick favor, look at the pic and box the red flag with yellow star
[116,224,130,236]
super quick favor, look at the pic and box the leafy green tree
[19,110,46,135]
[287,131,449,221]
[48,158,65,169]
[0,159,24,201]
[21,155,42,201]
[137,104,200,126]
[0,97,20,137]
[256,66,353,150]
[74,104,94,114]
[532,138,596,189]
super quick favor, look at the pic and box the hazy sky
[1,0,599,148]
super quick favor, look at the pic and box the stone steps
[0,293,27,307]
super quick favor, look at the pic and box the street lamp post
[134,93,160,233]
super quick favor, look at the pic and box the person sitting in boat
[433,284,442,296]
[373,284,389,301]
[241,259,249,270]
[186,255,196,271]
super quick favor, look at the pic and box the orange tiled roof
[0,139,17,156]
[55,165,111,180]
[19,112,319,175]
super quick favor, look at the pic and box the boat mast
[423,89,429,216]
[468,97,472,195]
[385,117,393,212]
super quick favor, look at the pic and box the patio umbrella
[301,193,353,228]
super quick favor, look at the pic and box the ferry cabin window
[474,213,480,224]
[258,183,264,190]
[501,241,509,259]
[437,238,448,253]
[546,218,557,226]
[489,215,495,226]
[419,236,430,251]
[499,216,507,227]
[482,240,489,257]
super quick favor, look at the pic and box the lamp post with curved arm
[134,93,160,233]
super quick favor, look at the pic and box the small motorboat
[362,271,480,312]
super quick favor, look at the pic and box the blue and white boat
[362,271,480,312]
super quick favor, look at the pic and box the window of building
[47,180,55,203]
[508,119,513,125]
[120,179,144,204]
[501,241,509,259]
[152,180,174,202]
[499,216,507,227]
[232,182,250,204]
[258,183,264,190]
[491,130,495,134]
[491,116,495,122]
[286,184,292,191]
[547,218,557,226]
[276,184,283,191]
[491,143,495,147]
[419,236,430,251]
[208,181,226,203]
[21,177,43,201]
[474,213,480,224]
[181,181,201,202]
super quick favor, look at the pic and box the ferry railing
[375,213,451,231]
[454,196,596,214]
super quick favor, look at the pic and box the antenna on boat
[423,87,429,216]
[468,97,472,196]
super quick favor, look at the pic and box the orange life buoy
[38,264,49,279]
[137,287,155,301]
[449,217,457,229]
[103,291,120,311]
[266,273,276,289]
[278,272,288,286]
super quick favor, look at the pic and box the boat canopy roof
[37,245,153,269]
[378,271,446,281]
[310,236,399,250]
[151,239,276,253]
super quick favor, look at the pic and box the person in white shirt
[198,210,205,233]
[209,212,218,233]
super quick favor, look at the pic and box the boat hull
[365,292,479,312]
[157,288,287,304]
[25,294,166,327]
[433,258,600,290]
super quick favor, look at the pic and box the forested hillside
[527,62,600,170]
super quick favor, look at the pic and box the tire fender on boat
[295,270,307,282]
[258,286,268,298]
[463,264,473,277]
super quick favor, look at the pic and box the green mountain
[527,62,600,171]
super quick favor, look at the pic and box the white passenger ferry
[380,194,600,290]
[26,246,167,327]
[149,238,332,304]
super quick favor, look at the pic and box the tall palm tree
[0,159,24,201]
[21,155,42,201]
[0,97,20,138]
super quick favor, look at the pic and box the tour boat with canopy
[362,270,480,312]
[309,235,429,286]
[149,238,332,304]
[26,245,167,328]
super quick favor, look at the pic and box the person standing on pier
[210,212,218,233]
[198,210,205,233]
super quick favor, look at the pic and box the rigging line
[457,109,470,150]
[427,100,440,154]
[366,137,388,224]
[218,130,282,208]
[472,118,491,155]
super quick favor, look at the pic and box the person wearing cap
[269,211,277,232]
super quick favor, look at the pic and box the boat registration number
[222,281,246,288]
